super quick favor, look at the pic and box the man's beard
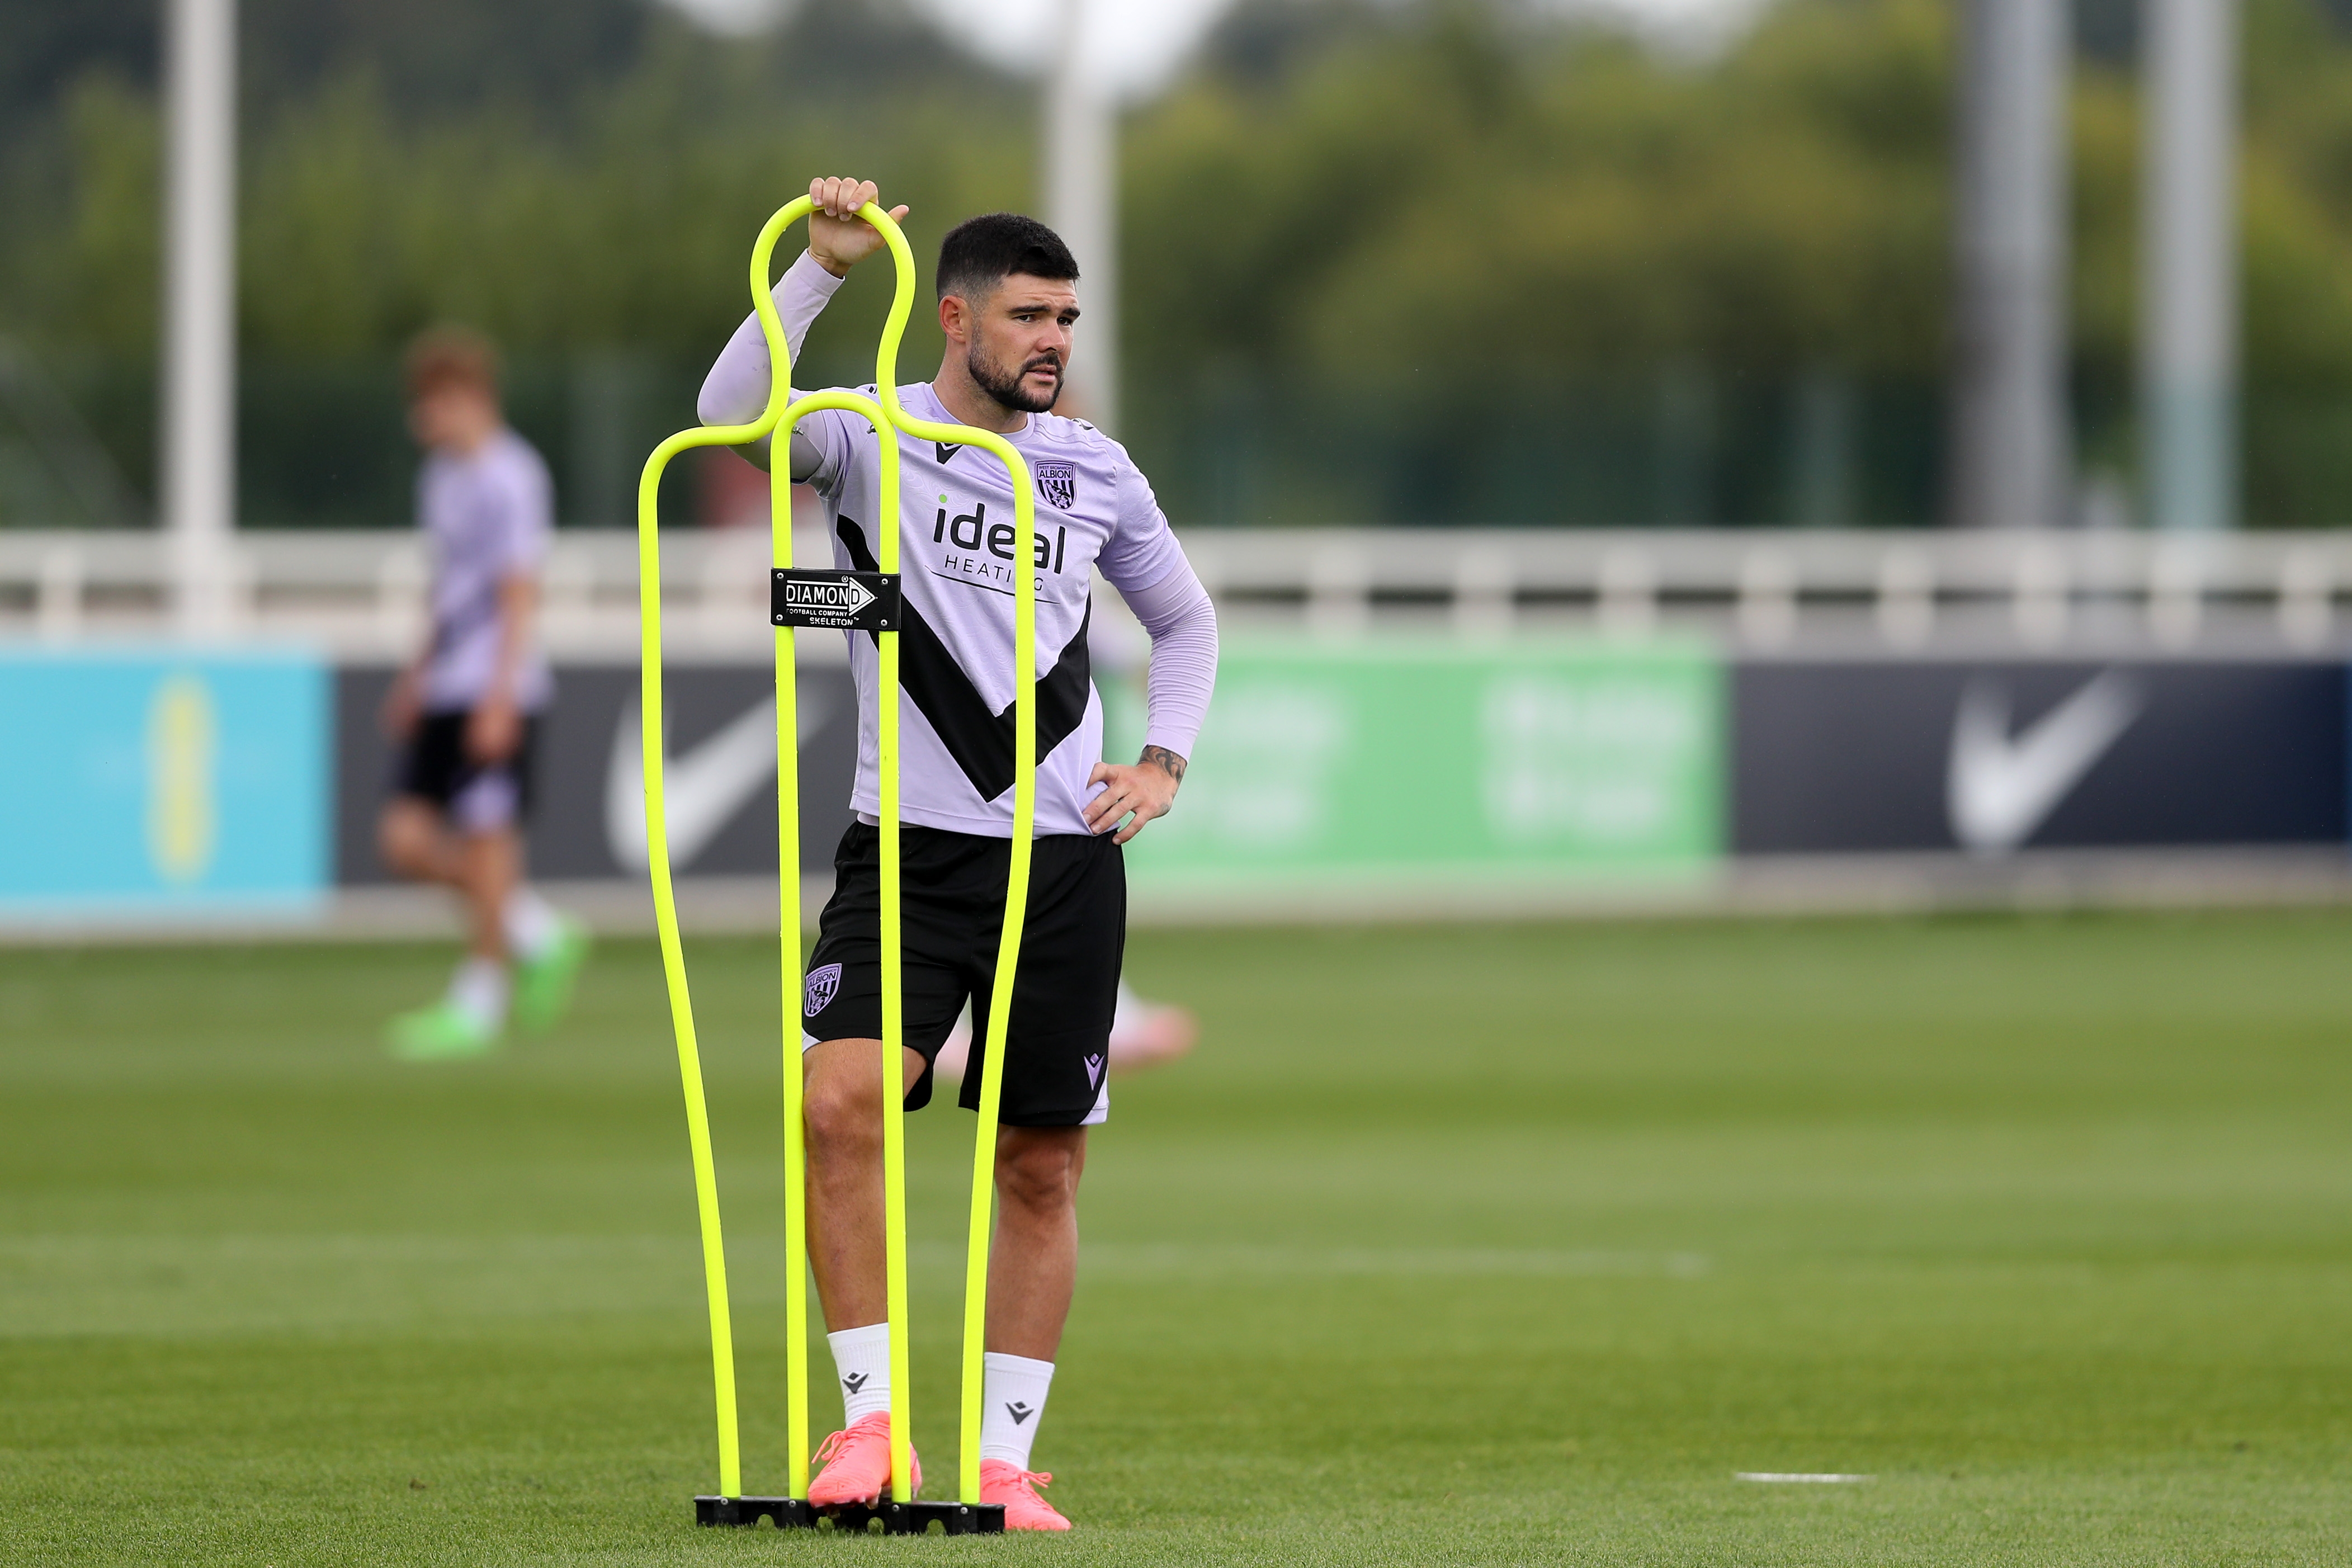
[967,343,1062,414]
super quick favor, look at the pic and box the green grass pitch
[2,911,2348,1564]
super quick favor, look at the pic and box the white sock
[826,1323,892,1425]
[446,957,508,1031]
[503,887,562,961]
[978,1352,1054,1470]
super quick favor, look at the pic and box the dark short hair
[403,325,500,401]
[935,213,1079,301]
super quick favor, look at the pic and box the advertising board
[0,648,329,914]
[333,643,1725,903]
[311,648,2351,908]
[1732,659,2348,854]
[333,663,859,884]
[1121,639,1726,897]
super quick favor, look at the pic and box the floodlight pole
[2141,0,2239,532]
[1045,0,1118,433]
[1949,0,2071,528]
[163,0,238,634]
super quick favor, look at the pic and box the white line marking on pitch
[1736,1473,1874,1484]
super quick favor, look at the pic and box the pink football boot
[979,1459,1071,1530]
[806,1412,920,1507]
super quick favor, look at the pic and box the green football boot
[512,917,592,1036]
[386,1000,501,1061]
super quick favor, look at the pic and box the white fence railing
[3,527,2349,655]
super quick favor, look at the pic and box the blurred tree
[0,0,158,137]
[7,0,2352,523]
[1130,0,1953,386]
[1118,0,2352,524]
[0,0,1032,523]
[1122,0,1957,521]
[3,0,1026,363]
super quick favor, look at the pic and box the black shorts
[394,709,539,833]
[802,821,1126,1127]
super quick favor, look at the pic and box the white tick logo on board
[1945,672,2142,856]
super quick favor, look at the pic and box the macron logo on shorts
[804,963,842,1017]
[1085,1052,1106,1089]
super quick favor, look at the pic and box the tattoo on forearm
[1139,745,1187,783]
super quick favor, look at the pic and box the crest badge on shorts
[1034,460,1076,511]
[803,962,842,1017]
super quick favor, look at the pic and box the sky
[662,0,1778,97]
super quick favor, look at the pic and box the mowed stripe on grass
[1,912,2348,1565]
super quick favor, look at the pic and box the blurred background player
[378,328,589,1060]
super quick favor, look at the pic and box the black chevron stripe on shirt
[837,516,1090,803]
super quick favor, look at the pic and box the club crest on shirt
[1034,460,1077,511]
[804,962,842,1016]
